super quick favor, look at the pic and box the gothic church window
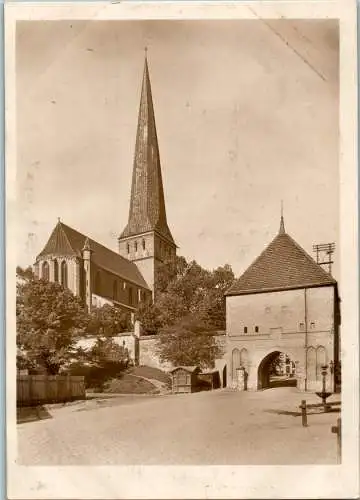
[142,239,146,250]
[255,326,259,333]
[54,260,59,282]
[135,241,138,252]
[95,271,101,294]
[306,346,316,384]
[42,261,49,281]
[127,243,130,254]
[61,261,68,288]
[243,326,248,334]
[113,280,118,300]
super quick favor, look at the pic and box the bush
[65,361,127,391]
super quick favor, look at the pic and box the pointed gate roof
[37,220,150,289]
[119,53,175,245]
[226,219,336,296]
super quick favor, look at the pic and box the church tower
[118,52,176,294]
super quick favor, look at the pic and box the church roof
[37,221,150,289]
[119,54,175,246]
[226,218,336,296]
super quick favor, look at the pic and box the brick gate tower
[118,52,176,294]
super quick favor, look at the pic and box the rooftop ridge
[226,227,336,296]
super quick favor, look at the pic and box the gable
[37,222,150,290]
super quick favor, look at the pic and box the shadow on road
[17,406,53,425]
[264,407,341,417]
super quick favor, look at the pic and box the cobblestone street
[17,387,340,465]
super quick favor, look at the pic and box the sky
[16,19,339,280]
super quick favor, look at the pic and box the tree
[135,301,163,336]
[87,304,131,337]
[89,337,129,367]
[17,278,88,374]
[156,315,223,369]
[16,265,34,281]
[138,257,235,334]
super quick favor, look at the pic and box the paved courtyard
[17,387,340,465]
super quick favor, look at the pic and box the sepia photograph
[5,1,359,498]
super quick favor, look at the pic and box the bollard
[331,417,341,464]
[300,399,308,427]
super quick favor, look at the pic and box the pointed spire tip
[279,200,285,234]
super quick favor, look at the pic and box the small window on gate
[244,326,248,334]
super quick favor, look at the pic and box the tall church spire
[120,52,175,245]
[118,52,177,294]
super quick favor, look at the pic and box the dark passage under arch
[257,351,296,390]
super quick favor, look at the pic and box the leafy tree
[135,301,163,336]
[90,337,129,367]
[156,315,223,369]
[17,278,88,374]
[154,256,188,295]
[138,257,235,334]
[16,265,34,281]
[137,257,234,367]
[87,304,131,337]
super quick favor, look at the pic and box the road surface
[17,387,339,465]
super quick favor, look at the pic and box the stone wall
[138,336,173,371]
[226,285,337,391]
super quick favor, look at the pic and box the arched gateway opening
[257,351,296,390]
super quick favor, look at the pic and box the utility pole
[312,243,335,275]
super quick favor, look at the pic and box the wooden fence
[17,375,85,406]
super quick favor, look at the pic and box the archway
[257,351,296,390]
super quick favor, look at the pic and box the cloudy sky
[16,19,339,279]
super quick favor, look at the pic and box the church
[34,53,176,313]
[33,52,340,392]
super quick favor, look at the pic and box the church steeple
[119,51,174,245]
[118,52,176,293]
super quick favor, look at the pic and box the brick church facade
[34,54,176,313]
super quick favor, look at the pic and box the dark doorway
[258,351,297,390]
[222,365,227,388]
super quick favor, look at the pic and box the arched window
[231,348,241,382]
[95,271,101,294]
[61,261,68,288]
[240,348,249,371]
[142,239,146,250]
[128,287,133,306]
[113,280,118,300]
[42,261,49,281]
[135,241,138,252]
[127,243,130,254]
[316,346,327,381]
[306,346,316,385]
[54,260,59,282]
